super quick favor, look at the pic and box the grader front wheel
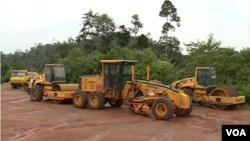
[151,97,174,120]
[73,90,88,108]
[88,91,105,109]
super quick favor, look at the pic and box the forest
[1,1,249,106]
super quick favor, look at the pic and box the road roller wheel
[30,85,43,101]
[52,100,63,104]
[73,90,88,108]
[182,88,194,97]
[151,97,174,120]
[88,91,105,109]
[175,101,193,116]
[210,88,239,110]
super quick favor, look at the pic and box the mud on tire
[73,90,88,108]
[88,91,105,109]
[30,85,43,101]
[151,97,174,120]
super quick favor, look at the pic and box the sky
[1,0,249,55]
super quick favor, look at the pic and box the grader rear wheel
[210,88,239,110]
[151,97,174,120]
[88,91,105,109]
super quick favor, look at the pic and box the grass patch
[239,103,250,110]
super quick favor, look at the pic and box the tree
[137,34,149,49]
[183,33,221,76]
[56,44,73,58]
[129,14,143,48]
[1,60,9,77]
[116,25,131,47]
[95,13,116,51]
[76,9,99,55]
[158,36,182,65]
[159,0,181,61]
[0,51,5,63]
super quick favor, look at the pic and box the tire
[12,85,17,89]
[151,97,174,120]
[73,90,88,108]
[175,101,193,116]
[52,100,64,104]
[225,105,237,109]
[109,99,124,107]
[88,91,105,109]
[30,85,43,101]
[182,88,194,97]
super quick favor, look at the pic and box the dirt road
[1,83,250,141]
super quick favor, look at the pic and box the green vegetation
[1,0,249,108]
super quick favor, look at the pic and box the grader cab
[172,67,245,109]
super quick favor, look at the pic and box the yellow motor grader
[25,60,192,120]
[172,67,245,109]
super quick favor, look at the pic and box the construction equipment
[10,70,38,89]
[172,67,245,109]
[25,61,192,120]
[25,64,78,104]
[72,60,192,120]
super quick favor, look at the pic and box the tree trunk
[165,17,168,61]
[90,45,93,55]
[135,33,137,48]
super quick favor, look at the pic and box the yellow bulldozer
[172,67,245,109]
[25,60,193,120]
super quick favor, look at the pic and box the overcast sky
[1,0,249,55]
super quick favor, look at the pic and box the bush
[235,83,250,104]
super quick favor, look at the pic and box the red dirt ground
[1,83,250,141]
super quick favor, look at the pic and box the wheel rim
[90,95,98,106]
[156,103,167,116]
[32,91,37,98]
[75,94,82,105]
